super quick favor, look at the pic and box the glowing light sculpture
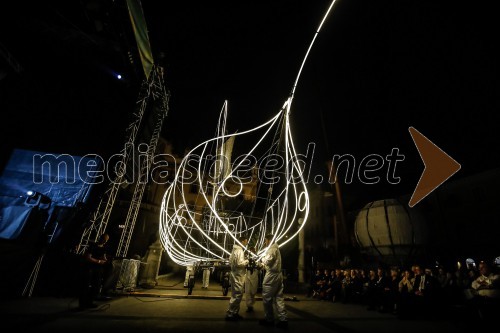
[159,0,338,266]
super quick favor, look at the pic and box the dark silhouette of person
[79,233,110,309]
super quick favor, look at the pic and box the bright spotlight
[117,74,122,80]
[24,191,51,209]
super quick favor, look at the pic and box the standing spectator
[79,233,110,309]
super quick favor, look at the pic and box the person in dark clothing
[309,269,323,298]
[367,267,390,311]
[79,233,110,309]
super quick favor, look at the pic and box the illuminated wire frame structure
[159,0,338,266]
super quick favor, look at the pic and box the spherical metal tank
[354,199,428,259]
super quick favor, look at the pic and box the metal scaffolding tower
[116,67,169,258]
[77,65,170,255]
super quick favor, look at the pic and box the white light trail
[159,0,337,266]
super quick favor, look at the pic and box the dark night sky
[1,0,499,209]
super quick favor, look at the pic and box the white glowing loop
[221,176,243,198]
[159,101,311,265]
[159,1,338,266]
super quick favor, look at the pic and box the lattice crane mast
[77,0,169,256]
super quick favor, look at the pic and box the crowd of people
[308,260,500,319]
[76,231,499,325]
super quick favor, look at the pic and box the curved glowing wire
[159,1,338,266]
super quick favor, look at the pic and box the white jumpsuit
[261,243,287,322]
[184,265,194,287]
[202,268,211,288]
[226,244,248,317]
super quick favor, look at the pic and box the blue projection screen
[0,149,100,239]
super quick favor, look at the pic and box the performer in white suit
[225,235,249,321]
[259,234,288,328]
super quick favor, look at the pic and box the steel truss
[77,66,170,256]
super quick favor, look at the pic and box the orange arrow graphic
[408,127,461,207]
